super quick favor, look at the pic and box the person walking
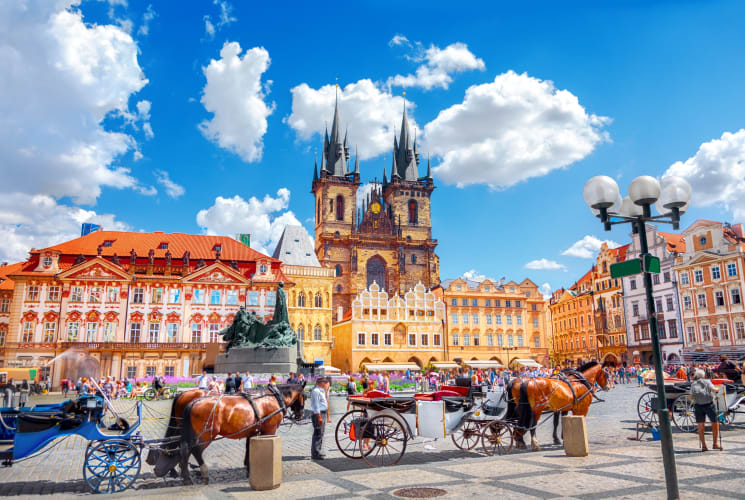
[234,371,243,392]
[198,370,209,390]
[310,377,330,459]
[691,369,721,451]
[224,372,236,394]
[244,371,254,389]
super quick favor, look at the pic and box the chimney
[337,306,344,322]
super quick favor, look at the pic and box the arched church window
[298,292,305,307]
[329,199,334,215]
[316,199,320,222]
[411,254,416,264]
[315,292,322,308]
[336,285,342,293]
[408,199,418,224]
[314,325,322,341]
[336,195,344,221]
[297,324,304,340]
[366,256,386,290]
[602,261,607,273]
[335,265,342,277]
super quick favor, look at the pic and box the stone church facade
[312,98,440,320]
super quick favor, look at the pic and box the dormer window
[259,264,268,274]
[213,244,222,252]
[102,240,114,247]
[43,256,53,267]
[159,242,169,250]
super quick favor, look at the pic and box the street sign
[610,259,642,278]
[644,254,661,273]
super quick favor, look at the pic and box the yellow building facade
[435,278,550,367]
[331,283,446,372]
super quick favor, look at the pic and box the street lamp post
[502,346,516,370]
[583,174,691,500]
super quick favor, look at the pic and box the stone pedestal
[562,415,589,457]
[214,346,297,374]
[249,435,282,490]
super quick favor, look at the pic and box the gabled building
[312,97,439,319]
[549,269,596,366]
[1,231,286,385]
[622,226,685,364]
[673,219,745,363]
[592,243,630,365]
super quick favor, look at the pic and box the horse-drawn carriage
[0,394,144,494]
[637,377,745,432]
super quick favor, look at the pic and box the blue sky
[2,1,745,297]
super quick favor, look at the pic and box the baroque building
[312,98,439,319]
[0,231,287,386]
[591,243,630,365]
[272,225,334,366]
[549,269,596,366]
[434,278,550,368]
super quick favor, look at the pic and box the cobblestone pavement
[1,384,744,498]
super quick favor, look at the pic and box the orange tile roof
[611,243,630,261]
[0,262,25,291]
[657,232,686,253]
[33,231,277,263]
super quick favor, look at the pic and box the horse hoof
[183,479,193,486]
[203,478,209,485]
[532,445,541,452]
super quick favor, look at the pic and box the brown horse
[176,383,306,485]
[507,361,610,451]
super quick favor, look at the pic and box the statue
[220,283,297,353]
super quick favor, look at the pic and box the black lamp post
[583,174,691,500]
[501,345,517,370]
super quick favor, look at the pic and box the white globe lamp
[629,175,661,206]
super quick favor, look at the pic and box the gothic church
[312,98,440,319]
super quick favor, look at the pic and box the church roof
[272,225,320,267]
[393,104,420,181]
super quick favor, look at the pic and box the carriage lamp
[583,174,692,500]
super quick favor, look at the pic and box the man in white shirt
[198,370,209,390]
[310,377,330,459]
[243,371,253,389]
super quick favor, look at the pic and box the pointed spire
[426,154,432,179]
[354,145,359,174]
[326,85,348,176]
[382,164,388,185]
[313,154,319,182]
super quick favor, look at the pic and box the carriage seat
[17,412,82,433]
[361,390,390,399]
[441,396,468,413]
[440,385,470,397]
[414,390,461,401]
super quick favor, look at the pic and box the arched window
[329,199,333,215]
[313,324,322,341]
[316,199,320,223]
[314,292,322,308]
[411,254,416,264]
[408,199,418,224]
[336,195,344,221]
[602,261,607,273]
[297,292,305,307]
[366,256,386,290]
[297,324,304,340]
[335,265,342,277]
[336,284,342,293]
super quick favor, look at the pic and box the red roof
[658,232,686,253]
[0,262,24,291]
[610,243,630,261]
[32,231,276,263]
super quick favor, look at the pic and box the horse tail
[516,381,534,431]
[504,378,517,421]
[165,391,184,439]
[181,399,199,454]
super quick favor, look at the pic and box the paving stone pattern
[0,384,743,498]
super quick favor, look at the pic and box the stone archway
[366,255,386,290]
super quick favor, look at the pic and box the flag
[81,223,102,236]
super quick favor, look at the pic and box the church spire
[354,145,359,174]
[382,164,388,185]
[313,154,319,182]
[426,154,432,179]
[393,95,419,181]
[325,86,348,176]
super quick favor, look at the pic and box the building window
[497,334,503,346]
[720,323,729,341]
[167,323,178,342]
[658,322,666,339]
[132,287,144,304]
[126,366,137,379]
[165,366,175,377]
[370,332,379,345]
[191,323,202,343]
[22,322,34,343]
[701,325,711,343]
[680,272,689,285]
[336,195,344,221]
[697,294,707,308]
[86,322,97,342]
[408,333,416,346]
[507,335,514,347]
[68,321,80,342]
[384,332,392,345]
[694,270,703,283]
[506,300,511,308]
[452,334,459,346]
[335,265,342,277]
[146,366,156,378]
[471,299,478,307]
[421,333,429,346]
[506,315,512,326]
[298,292,306,307]
[88,286,101,303]
[651,274,659,285]
[411,254,416,265]
[43,322,56,343]
[103,322,115,342]
[711,266,721,280]
[731,288,741,305]
[129,323,141,343]
[209,324,220,343]
[452,314,458,324]
[517,335,523,346]
[433,333,441,346]
[71,286,83,303]
[534,336,540,348]
[487,334,494,346]
[26,286,40,302]
[663,272,670,283]
[496,314,502,325]
[462,314,468,325]
[450,298,457,306]
[296,324,304,340]
[495,299,501,307]
[463,334,470,346]
[169,288,181,304]
[47,286,60,302]
[533,318,539,328]
[473,334,480,346]
[193,289,205,304]
[486,314,492,325]
[408,199,418,224]
[655,298,663,313]
[715,291,725,307]
[472,314,479,324]
[462,298,468,306]
[665,295,674,311]
[226,290,238,305]
[683,296,691,310]
[210,290,221,305]
[531,304,537,311]
[151,288,163,304]
[727,263,737,277]
[516,315,522,326]
[736,322,745,340]
[515,300,521,308]
[266,291,275,306]
[485,299,492,307]
[105,287,118,303]
[357,332,365,345]
[248,291,258,306]
[668,321,678,338]
[314,293,322,308]
[0,298,9,313]
[687,326,696,343]
[148,323,160,343]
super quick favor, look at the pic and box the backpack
[690,379,712,404]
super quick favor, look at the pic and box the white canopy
[363,363,421,372]
[322,366,341,373]
[431,362,460,369]
[463,360,504,369]
[512,358,542,368]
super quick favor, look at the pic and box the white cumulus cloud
[199,42,274,162]
[389,34,410,47]
[0,193,130,263]
[426,71,610,189]
[287,80,414,161]
[665,129,745,220]
[196,188,301,255]
[0,1,149,205]
[154,170,185,198]
[525,259,567,271]
[387,42,485,91]
[562,235,620,259]
[461,269,495,283]
[539,283,553,300]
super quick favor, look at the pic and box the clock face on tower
[371,202,381,214]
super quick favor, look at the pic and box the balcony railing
[59,342,209,350]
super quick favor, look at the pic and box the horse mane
[577,360,599,372]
